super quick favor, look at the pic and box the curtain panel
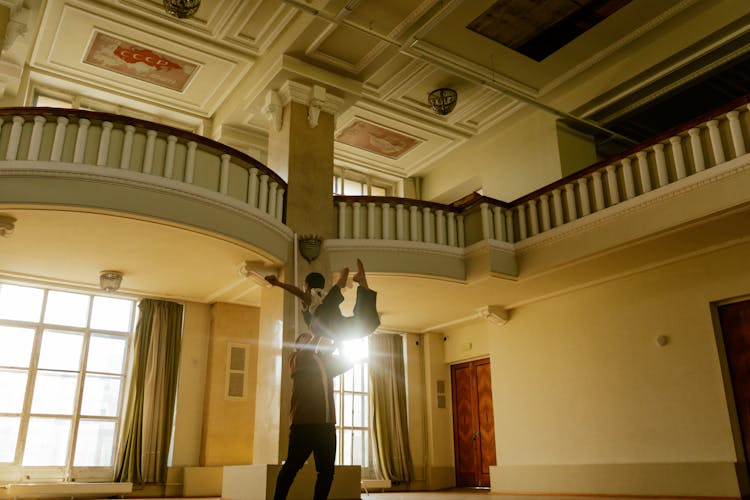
[115,299,183,485]
[369,333,413,483]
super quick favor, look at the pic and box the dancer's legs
[273,425,314,500]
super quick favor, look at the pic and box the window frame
[0,282,136,483]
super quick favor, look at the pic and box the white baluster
[382,203,391,240]
[164,135,177,178]
[540,195,551,232]
[268,182,278,216]
[517,204,528,240]
[504,210,514,243]
[527,200,539,236]
[621,158,636,200]
[592,171,605,210]
[727,111,746,157]
[493,206,505,241]
[396,204,405,240]
[669,136,687,180]
[72,118,91,163]
[96,121,113,166]
[351,202,361,239]
[338,201,348,238]
[120,125,135,169]
[275,188,285,221]
[51,116,69,162]
[354,201,367,238]
[480,203,492,239]
[552,188,564,226]
[688,128,705,173]
[219,154,230,194]
[577,178,591,216]
[368,202,376,239]
[5,116,24,161]
[564,184,577,222]
[258,174,269,213]
[605,164,620,205]
[423,207,433,243]
[436,209,446,244]
[28,116,46,161]
[457,215,465,247]
[247,167,259,208]
[706,120,725,165]
[409,205,419,241]
[142,129,157,174]
[447,212,457,246]
[636,151,651,193]
[653,143,669,187]
[185,141,197,183]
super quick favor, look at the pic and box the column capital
[278,80,344,120]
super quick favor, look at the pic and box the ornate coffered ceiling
[11,0,750,179]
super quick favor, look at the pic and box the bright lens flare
[339,337,368,363]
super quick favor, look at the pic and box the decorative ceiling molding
[277,80,344,117]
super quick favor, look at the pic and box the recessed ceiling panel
[336,119,421,159]
[467,0,634,62]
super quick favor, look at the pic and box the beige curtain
[369,333,413,483]
[116,299,183,485]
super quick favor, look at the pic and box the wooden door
[451,358,497,487]
[719,300,750,468]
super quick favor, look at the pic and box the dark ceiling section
[596,55,750,144]
[467,0,633,62]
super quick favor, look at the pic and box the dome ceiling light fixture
[100,270,124,293]
[428,88,458,115]
[163,0,201,19]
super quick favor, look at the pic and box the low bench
[3,482,132,499]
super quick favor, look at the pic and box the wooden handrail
[334,195,462,213]
[0,107,286,187]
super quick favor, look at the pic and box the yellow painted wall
[201,302,260,465]
[422,109,563,203]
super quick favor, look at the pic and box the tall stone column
[253,81,342,465]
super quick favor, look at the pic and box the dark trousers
[273,424,336,500]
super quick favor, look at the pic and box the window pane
[344,369,353,392]
[90,297,133,332]
[352,364,364,392]
[81,374,121,417]
[352,429,367,467]
[371,185,387,197]
[87,334,127,374]
[35,95,72,108]
[353,394,367,427]
[343,179,364,195]
[342,430,352,465]
[0,416,20,462]
[0,368,28,412]
[31,371,78,414]
[0,284,44,322]
[74,419,115,466]
[0,325,35,367]
[23,417,71,466]
[38,330,83,370]
[44,291,90,327]
[334,395,340,425]
[343,393,353,427]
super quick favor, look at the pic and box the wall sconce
[100,271,123,293]
[428,88,458,115]
[0,214,16,237]
[163,0,201,18]
[298,235,322,263]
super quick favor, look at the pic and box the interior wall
[421,109,563,203]
[467,239,750,495]
[201,302,260,466]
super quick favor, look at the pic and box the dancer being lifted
[265,259,380,344]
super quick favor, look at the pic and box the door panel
[451,358,497,487]
[719,300,750,467]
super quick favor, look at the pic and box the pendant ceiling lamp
[163,0,201,19]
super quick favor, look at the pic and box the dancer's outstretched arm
[265,275,309,305]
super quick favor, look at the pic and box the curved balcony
[0,108,291,261]
[1,101,749,282]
